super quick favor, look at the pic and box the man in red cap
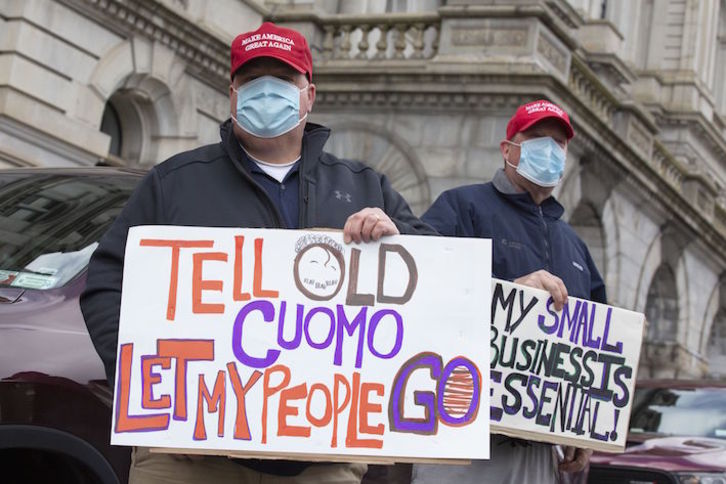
[417,100,605,484]
[81,21,434,484]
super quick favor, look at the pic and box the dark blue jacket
[422,172,606,303]
[82,119,435,386]
[80,120,435,477]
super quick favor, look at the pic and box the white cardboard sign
[489,279,645,452]
[111,226,492,462]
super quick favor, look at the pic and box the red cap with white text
[230,22,313,81]
[506,100,575,140]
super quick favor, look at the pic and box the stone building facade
[2,0,726,379]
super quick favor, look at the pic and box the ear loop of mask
[503,139,520,170]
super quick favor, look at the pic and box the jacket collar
[219,119,331,174]
[492,169,564,220]
[300,122,331,161]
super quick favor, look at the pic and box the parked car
[0,167,414,484]
[588,379,726,484]
[0,167,143,484]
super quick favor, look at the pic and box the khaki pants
[129,448,367,484]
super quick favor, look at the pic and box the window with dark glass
[101,102,123,158]
[0,173,138,290]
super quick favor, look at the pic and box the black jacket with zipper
[80,120,435,475]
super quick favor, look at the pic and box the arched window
[707,309,726,375]
[100,102,123,158]
[645,265,679,342]
[98,88,155,167]
[569,203,606,278]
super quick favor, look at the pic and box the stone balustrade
[312,14,441,61]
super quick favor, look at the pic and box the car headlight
[676,473,726,484]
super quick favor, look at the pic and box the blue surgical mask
[506,136,566,187]
[233,76,309,138]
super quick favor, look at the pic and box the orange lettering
[233,236,251,301]
[278,383,311,438]
[227,362,262,440]
[346,372,383,448]
[253,238,279,298]
[157,339,215,420]
[331,373,351,448]
[194,370,226,440]
[262,365,290,444]
[360,382,385,437]
[192,252,227,314]
[306,383,332,427]
[139,239,214,321]
[141,356,172,409]
[115,343,169,432]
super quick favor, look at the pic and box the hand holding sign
[514,269,568,311]
[558,446,592,473]
[343,208,399,244]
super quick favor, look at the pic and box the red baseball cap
[230,22,313,81]
[506,100,575,140]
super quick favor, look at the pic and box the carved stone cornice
[437,3,580,50]
[565,93,726,264]
[584,53,637,88]
[315,87,528,111]
[313,68,658,213]
[315,67,726,264]
[716,204,726,234]
[655,112,726,169]
[543,0,585,29]
[58,0,233,90]
[312,70,579,113]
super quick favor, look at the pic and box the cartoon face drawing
[293,242,345,301]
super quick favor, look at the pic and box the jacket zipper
[298,176,309,228]
[224,136,286,228]
[244,171,287,228]
[538,206,552,272]
[223,121,328,230]
[298,138,310,229]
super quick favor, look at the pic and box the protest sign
[112,226,492,463]
[489,279,644,452]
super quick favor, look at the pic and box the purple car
[0,168,142,484]
[588,379,726,484]
[0,167,414,484]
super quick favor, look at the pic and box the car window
[629,387,726,439]
[0,173,138,290]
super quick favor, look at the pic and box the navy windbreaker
[80,119,435,477]
[422,175,606,303]
[81,119,435,386]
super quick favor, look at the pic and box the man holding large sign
[112,227,490,459]
[81,21,435,484]
[418,100,608,483]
